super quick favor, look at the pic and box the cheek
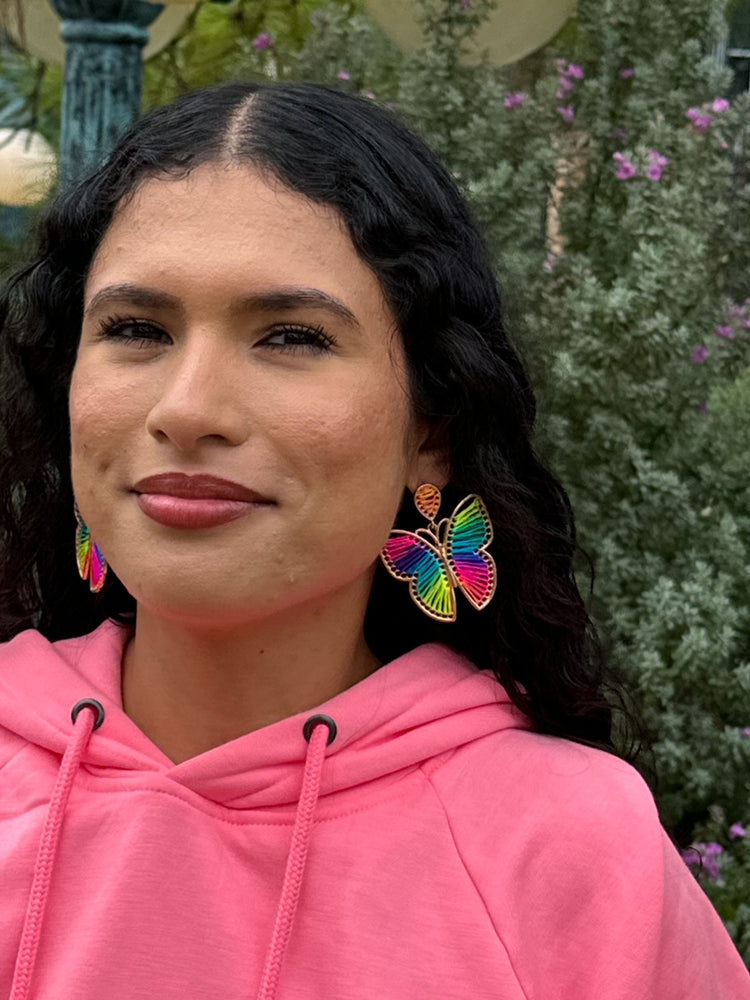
[293,373,409,464]
[278,371,414,532]
[69,363,140,488]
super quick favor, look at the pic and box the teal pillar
[50,1,163,185]
[0,206,31,243]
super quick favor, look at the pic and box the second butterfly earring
[74,502,108,593]
[380,484,496,622]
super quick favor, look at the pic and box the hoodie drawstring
[255,713,337,1000]
[10,699,105,1000]
[10,701,333,1000]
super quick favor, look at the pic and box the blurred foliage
[0,0,749,959]
[142,0,326,107]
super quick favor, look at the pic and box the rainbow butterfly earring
[380,483,497,622]
[74,502,108,593]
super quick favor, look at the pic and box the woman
[0,81,747,1000]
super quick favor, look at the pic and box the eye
[96,315,171,346]
[260,323,336,354]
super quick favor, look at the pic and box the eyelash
[95,315,337,355]
[96,315,168,347]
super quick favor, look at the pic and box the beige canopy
[365,0,577,65]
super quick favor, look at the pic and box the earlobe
[405,418,450,493]
[407,450,451,494]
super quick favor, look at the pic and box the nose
[145,336,249,452]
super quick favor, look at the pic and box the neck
[121,585,380,764]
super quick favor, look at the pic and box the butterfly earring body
[380,484,496,622]
[74,503,108,593]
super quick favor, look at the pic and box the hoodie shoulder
[0,630,53,766]
[0,622,128,763]
[0,623,121,669]
[426,724,656,866]
[424,729,750,999]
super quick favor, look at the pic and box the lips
[133,473,271,503]
[132,473,273,529]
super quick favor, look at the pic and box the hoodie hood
[0,621,529,811]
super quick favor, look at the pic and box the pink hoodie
[0,620,747,999]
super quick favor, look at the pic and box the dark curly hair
[0,81,638,758]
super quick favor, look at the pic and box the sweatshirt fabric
[0,620,748,1000]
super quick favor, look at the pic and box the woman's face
[70,163,439,628]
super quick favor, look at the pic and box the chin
[126,575,298,629]
[134,596,270,632]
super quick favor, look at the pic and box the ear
[406,418,451,493]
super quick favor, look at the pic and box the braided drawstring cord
[10,699,105,1000]
[255,714,337,1000]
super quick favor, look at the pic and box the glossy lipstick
[133,473,272,529]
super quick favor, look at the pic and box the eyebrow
[84,282,361,329]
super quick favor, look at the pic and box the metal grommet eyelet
[302,714,337,746]
[71,698,106,730]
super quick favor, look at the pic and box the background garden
[2,0,749,962]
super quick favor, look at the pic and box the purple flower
[364,91,376,100]
[712,98,730,113]
[684,843,724,880]
[504,92,526,109]
[555,62,584,101]
[337,69,350,81]
[646,149,669,181]
[743,727,750,736]
[687,108,712,132]
[692,345,709,364]
[460,0,472,8]
[702,844,724,879]
[620,67,635,78]
[730,823,747,839]
[613,152,637,179]
[252,32,274,50]
[715,324,735,339]
[703,859,721,878]
[557,105,575,124]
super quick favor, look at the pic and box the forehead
[85,163,390,324]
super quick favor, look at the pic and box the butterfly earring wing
[75,505,107,593]
[381,531,457,622]
[87,542,107,593]
[75,514,92,581]
[444,495,496,611]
